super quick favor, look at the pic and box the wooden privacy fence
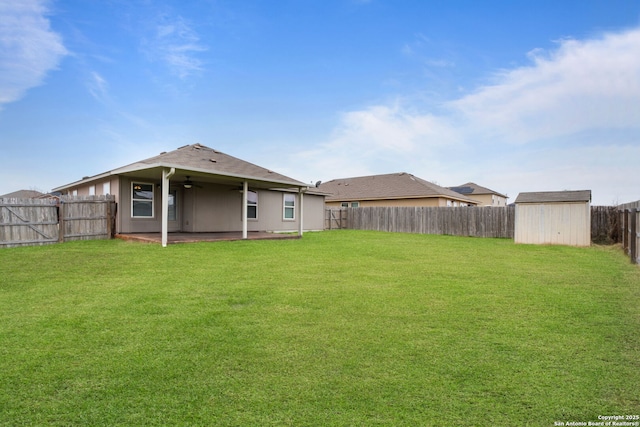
[0,195,116,248]
[618,201,640,265]
[329,206,516,238]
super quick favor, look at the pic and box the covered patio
[116,231,301,244]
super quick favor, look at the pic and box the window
[89,185,95,196]
[247,190,258,219]
[132,182,154,218]
[341,201,359,208]
[103,182,111,195]
[283,194,295,220]
[168,190,177,221]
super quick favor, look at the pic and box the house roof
[318,172,477,203]
[53,144,308,191]
[0,190,45,198]
[449,182,507,198]
[515,190,592,204]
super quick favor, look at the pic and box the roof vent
[209,158,217,163]
[194,144,202,149]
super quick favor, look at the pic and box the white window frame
[283,193,296,220]
[89,185,95,196]
[103,182,111,195]
[247,190,258,220]
[131,182,155,218]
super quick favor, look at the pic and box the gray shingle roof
[126,144,305,185]
[515,190,591,204]
[0,190,45,198]
[318,172,477,203]
[449,182,507,198]
[54,144,307,191]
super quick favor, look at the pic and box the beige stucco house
[448,182,508,207]
[52,144,325,246]
[318,172,478,208]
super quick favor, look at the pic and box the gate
[0,198,59,247]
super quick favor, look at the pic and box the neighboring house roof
[318,172,477,204]
[449,182,507,199]
[0,190,45,198]
[515,190,592,204]
[53,143,308,192]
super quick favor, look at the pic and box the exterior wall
[120,178,323,233]
[515,202,591,246]
[63,176,324,234]
[325,197,469,208]
[469,193,508,207]
[118,177,182,233]
[301,194,325,231]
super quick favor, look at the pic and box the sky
[1,0,639,205]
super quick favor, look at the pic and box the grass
[0,230,639,426]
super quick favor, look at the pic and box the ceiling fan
[182,176,202,189]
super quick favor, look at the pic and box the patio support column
[161,167,175,247]
[242,180,248,239]
[298,188,304,236]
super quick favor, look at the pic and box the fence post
[106,201,113,238]
[58,201,65,243]
[630,209,637,264]
[622,209,629,253]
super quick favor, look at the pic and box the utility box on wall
[514,190,591,247]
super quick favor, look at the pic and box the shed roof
[318,172,477,203]
[53,144,308,191]
[515,190,591,204]
[449,182,507,198]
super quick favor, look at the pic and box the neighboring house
[52,144,325,246]
[448,182,508,207]
[514,190,591,246]
[318,172,478,208]
[0,190,45,199]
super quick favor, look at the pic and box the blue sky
[1,0,639,205]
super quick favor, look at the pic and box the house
[448,182,508,207]
[514,190,591,246]
[318,172,478,208]
[52,144,325,246]
[0,190,46,199]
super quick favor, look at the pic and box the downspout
[161,167,175,247]
[298,187,305,237]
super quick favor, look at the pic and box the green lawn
[1,230,639,426]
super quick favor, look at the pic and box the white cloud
[0,0,67,107]
[87,71,109,103]
[449,28,640,144]
[143,15,207,79]
[288,26,640,205]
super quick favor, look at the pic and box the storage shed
[514,190,591,246]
